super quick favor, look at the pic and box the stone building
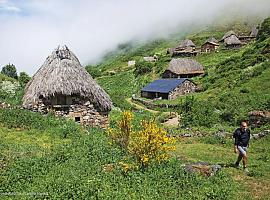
[141,78,196,100]
[23,46,112,128]
[201,37,219,52]
[162,58,204,78]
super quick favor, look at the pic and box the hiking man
[233,121,251,172]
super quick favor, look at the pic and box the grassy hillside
[95,17,270,127]
[0,16,269,200]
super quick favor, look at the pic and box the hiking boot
[234,163,240,169]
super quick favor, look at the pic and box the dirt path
[163,115,179,127]
[126,98,159,113]
[126,98,179,126]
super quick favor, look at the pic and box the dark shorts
[237,146,248,156]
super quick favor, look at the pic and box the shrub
[133,60,153,77]
[107,111,175,168]
[257,17,270,42]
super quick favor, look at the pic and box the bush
[133,60,153,77]
[178,96,220,128]
[257,17,270,42]
[107,111,175,168]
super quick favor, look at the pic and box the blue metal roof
[141,78,188,93]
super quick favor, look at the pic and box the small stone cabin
[23,46,112,129]
[141,78,196,100]
[162,58,204,78]
[201,37,219,52]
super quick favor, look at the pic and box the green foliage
[85,65,102,78]
[257,17,270,42]
[18,72,31,86]
[1,63,18,79]
[0,121,236,199]
[133,60,153,77]
[178,96,220,128]
[0,109,81,138]
[97,71,138,109]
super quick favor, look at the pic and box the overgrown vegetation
[108,111,175,168]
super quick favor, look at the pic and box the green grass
[174,135,270,200]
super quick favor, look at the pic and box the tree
[133,60,153,77]
[1,64,18,79]
[18,72,31,86]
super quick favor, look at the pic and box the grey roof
[224,35,242,45]
[178,39,196,48]
[221,30,238,41]
[141,79,189,93]
[166,58,204,75]
[205,37,219,45]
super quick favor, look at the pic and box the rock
[214,131,228,138]
[184,162,221,177]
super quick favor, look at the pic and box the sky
[0,0,270,75]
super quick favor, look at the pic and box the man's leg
[235,154,242,167]
[242,147,248,169]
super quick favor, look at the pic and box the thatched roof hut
[163,58,204,78]
[201,36,219,53]
[206,37,219,45]
[23,46,112,112]
[177,39,196,49]
[221,30,238,41]
[224,35,242,46]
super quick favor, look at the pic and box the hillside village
[0,13,270,200]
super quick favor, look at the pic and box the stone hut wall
[168,80,196,100]
[27,100,109,129]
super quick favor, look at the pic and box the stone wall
[26,100,109,129]
[168,80,196,100]
[249,111,270,128]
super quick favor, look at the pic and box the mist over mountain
[0,0,269,74]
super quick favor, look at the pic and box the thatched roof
[205,36,219,45]
[178,39,196,49]
[224,35,242,45]
[221,30,238,41]
[166,58,204,75]
[23,46,112,111]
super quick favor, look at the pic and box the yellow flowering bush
[107,111,133,149]
[129,120,175,168]
[107,111,175,168]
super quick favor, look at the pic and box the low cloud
[0,0,269,75]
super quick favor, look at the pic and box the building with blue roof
[141,78,196,100]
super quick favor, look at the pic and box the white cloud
[0,0,269,75]
[0,0,20,12]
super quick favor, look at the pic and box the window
[75,117,81,123]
